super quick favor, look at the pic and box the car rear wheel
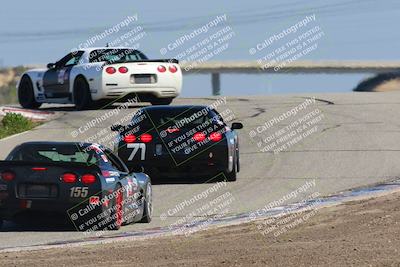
[18,75,42,109]
[73,76,92,110]
[0,219,3,229]
[139,183,153,223]
[150,97,173,105]
[236,147,240,173]
[108,184,123,230]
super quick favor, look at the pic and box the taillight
[209,132,222,142]
[118,66,128,73]
[102,170,111,177]
[169,65,178,73]
[157,65,166,72]
[81,174,96,185]
[32,167,47,171]
[1,171,15,182]
[105,67,116,74]
[140,133,153,143]
[62,173,77,183]
[124,134,136,143]
[193,132,206,142]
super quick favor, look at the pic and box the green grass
[0,113,41,139]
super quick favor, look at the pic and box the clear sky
[1,0,399,96]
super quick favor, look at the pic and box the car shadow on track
[0,212,83,232]
[151,174,228,185]
[0,221,75,232]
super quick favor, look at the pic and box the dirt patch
[1,191,400,266]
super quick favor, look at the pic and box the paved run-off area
[1,92,400,249]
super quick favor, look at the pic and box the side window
[105,149,128,173]
[64,57,78,66]
[56,51,84,68]
[211,109,225,125]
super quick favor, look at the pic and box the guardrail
[180,61,400,95]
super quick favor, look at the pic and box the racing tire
[236,146,240,173]
[224,153,238,182]
[108,184,123,230]
[150,97,173,106]
[73,76,93,110]
[18,75,42,109]
[0,219,3,229]
[139,183,153,223]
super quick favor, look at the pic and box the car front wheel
[139,183,153,223]
[18,75,42,109]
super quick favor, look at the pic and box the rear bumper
[0,199,75,220]
[0,197,104,223]
[126,154,229,178]
[101,86,180,99]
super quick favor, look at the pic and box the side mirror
[231,122,243,130]
[47,63,55,69]
[111,124,123,132]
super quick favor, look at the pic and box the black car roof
[140,105,210,112]
[17,141,103,148]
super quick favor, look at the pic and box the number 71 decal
[127,143,146,160]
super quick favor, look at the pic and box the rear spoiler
[105,58,179,65]
[0,160,101,172]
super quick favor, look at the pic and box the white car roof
[77,47,134,53]
[77,47,140,64]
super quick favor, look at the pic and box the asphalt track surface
[1,92,400,249]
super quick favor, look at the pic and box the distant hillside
[353,72,400,92]
[0,66,28,105]
[0,65,398,106]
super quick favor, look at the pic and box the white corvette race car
[17,47,182,110]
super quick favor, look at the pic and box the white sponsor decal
[105,178,116,183]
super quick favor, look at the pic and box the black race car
[0,142,152,231]
[111,105,243,181]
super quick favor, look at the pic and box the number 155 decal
[127,143,146,160]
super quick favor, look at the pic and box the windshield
[7,144,101,165]
[89,49,147,63]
